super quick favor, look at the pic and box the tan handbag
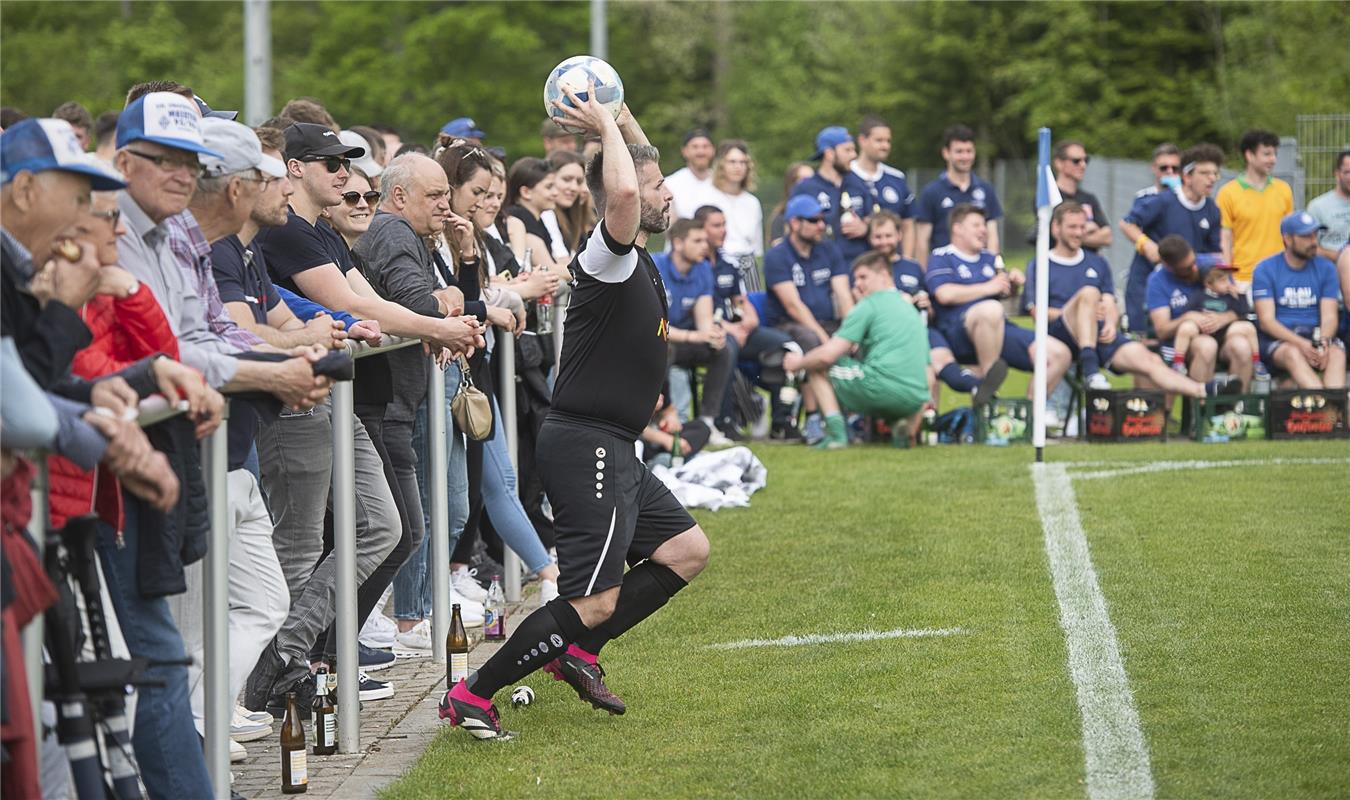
[451,356,493,441]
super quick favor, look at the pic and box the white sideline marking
[1032,463,1155,800]
[706,627,966,651]
[1070,456,1350,482]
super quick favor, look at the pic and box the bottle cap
[452,603,461,610]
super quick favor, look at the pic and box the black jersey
[550,221,669,440]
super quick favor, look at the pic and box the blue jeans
[395,362,469,620]
[95,496,212,800]
[481,392,553,573]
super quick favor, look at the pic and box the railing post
[331,353,360,752]
[428,355,449,663]
[25,460,48,750]
[202,403,231,799]
[498,332,523,602]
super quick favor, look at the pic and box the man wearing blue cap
[913,124,1004,269]
[791,126,869,247]
[1252,211,1346,388]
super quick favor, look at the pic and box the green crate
[1193,394,1269,442]
[976,398,1032,445]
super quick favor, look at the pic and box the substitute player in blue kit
[440,85,709,739]
[1252,211,1346,389]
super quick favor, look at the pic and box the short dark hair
[942,124,975,148]
[1238,129,1280,158]
[586,143,661,216]
[850,250,891,275]
[1152,142,1180,161]
[93,111,119,147]
[507,157,554,207]
[52,101,92,131]
[125,80,193,106]
[0,107,28,128]
[1182,143,1225,172]
[668,218,703,244]
[1157,234,1193,268]
[1053,140,1086,161]
[1052,201,1088,226]
[948,202,986,231]
[280,98,338,131]
[693,205,725,224]
[867,210,902,234]
[858,115,889,138]
[1337,149,1350,173]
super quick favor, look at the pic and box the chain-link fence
[1296,114,1350,202]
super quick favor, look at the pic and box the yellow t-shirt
[1217,176,1293,281]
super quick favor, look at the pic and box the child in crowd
[1171,263,1261,375]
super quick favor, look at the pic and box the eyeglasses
[1068,156,1089,165]
[1157,164,1181,174]
[125,148,204,177]
[300,156,350,174]
[236,173,277,191]
[91,208,121,227]
[343,190,381,206]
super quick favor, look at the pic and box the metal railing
[24,333,536,793]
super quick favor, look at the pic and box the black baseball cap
[682,127,712,146]
[283,122,365,162]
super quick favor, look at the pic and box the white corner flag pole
[1032,128,1059,463]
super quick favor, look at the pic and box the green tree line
[2,0,1345,180]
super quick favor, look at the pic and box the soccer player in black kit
[440,84,711,739]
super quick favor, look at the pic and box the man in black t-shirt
[441,88,710,740]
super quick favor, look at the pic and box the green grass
[384,439,1350,800]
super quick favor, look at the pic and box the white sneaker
[230,709,272,742]
[539,579,559,605]
[1086,372,1112,391]
[451,566,488,604]
[1043,409,1064,431]
[229,738,247,763]
[705,428,733,448]
[237,704,273,727]
[450,591,485,626]
[393,619,433,655]
[359,610,398,650]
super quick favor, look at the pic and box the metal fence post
[24,460,48,750]
[428,355,449,663]
[497,332,523,603]
[331,359,360,752]
[202,405,231,799]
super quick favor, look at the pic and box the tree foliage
[1,1,1345,181]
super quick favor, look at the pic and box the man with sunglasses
[1050,141,1111,252]
[1120,143,1225,336]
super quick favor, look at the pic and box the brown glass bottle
[312,667,336,756]
[447,603,469,689]
[280,690,308,793]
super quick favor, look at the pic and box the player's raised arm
[554,82,640,245]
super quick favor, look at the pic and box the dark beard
[639,202,668,234]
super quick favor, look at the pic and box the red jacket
[47,287,179,530]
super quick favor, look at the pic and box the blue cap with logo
[193,94,239,121]
[1279,210,1326,237]
[785,194,825,221]
[116,92,222,158]
[440,117,486,139]
[1,118,127,191]
[812,126,851,160]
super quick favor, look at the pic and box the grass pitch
[383,439,1349,799]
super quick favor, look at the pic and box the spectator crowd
[1,82,1347,799]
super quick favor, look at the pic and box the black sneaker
[438,688,513,740]
[359,643,396,672]
[242,643,287,713]
[972,359,1008,409]
[1205,377,1243,396]
[542,653,626,715]
[265,672,315,720]
[716,420,748,442]
[769,422,803,441]
[358,671,394,701]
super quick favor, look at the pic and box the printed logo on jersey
[816,192,832,210]
[1279,286,1318,308]
[656,317,669,339]
[1086,268,1098,279]
[957,264,972,280]
[972,187,986,205]
[791,263,806,287]
[982,265,994,278]
[811,267,832,284]
[716,273,735,289]
[550,634,564,648]
[1169,289,1189,310]
[899,274,920,291]
[1199,218,1211,230]
[940,197,955,209]
[882,186,900,205]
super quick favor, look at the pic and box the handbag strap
[457,355,475,390]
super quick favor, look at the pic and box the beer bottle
[447,604,469,689]
[312,668,336,756]
[1312,327,1325,355]
[483,576,507,642]
[280,691,308,794]
[669,426,684,469]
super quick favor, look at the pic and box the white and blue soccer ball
[544,55,625,133]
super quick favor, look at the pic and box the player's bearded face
[637,162,671,233]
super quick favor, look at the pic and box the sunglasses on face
[802,216,826,224]
[1157,164,1181,173]
[1067,156,1089,165]
[343,190,380,206]
[301,156,350,173]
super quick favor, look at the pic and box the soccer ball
[510,685,534,708]
[544,55,625,133]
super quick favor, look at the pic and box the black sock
[574,561,688,656]
[938,363,980,392]
[467,598,587,699]
[1080,347,1101,377]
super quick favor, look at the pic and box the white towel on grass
[649,446,767,511]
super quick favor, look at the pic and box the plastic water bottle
[483,576,506,641]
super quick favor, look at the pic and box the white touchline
[1070,456,1350,482]
[1032,463,1155,800]
[705,627,967,651]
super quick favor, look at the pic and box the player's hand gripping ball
[511,685,535,708]
[544,55,625,133]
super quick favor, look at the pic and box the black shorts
[537,416,696,599]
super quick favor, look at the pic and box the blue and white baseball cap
[1,118,127,191]
[812,126,851,160]
[115,92,221,158]
[1279,211,1326,237]
[785,194,825,221]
